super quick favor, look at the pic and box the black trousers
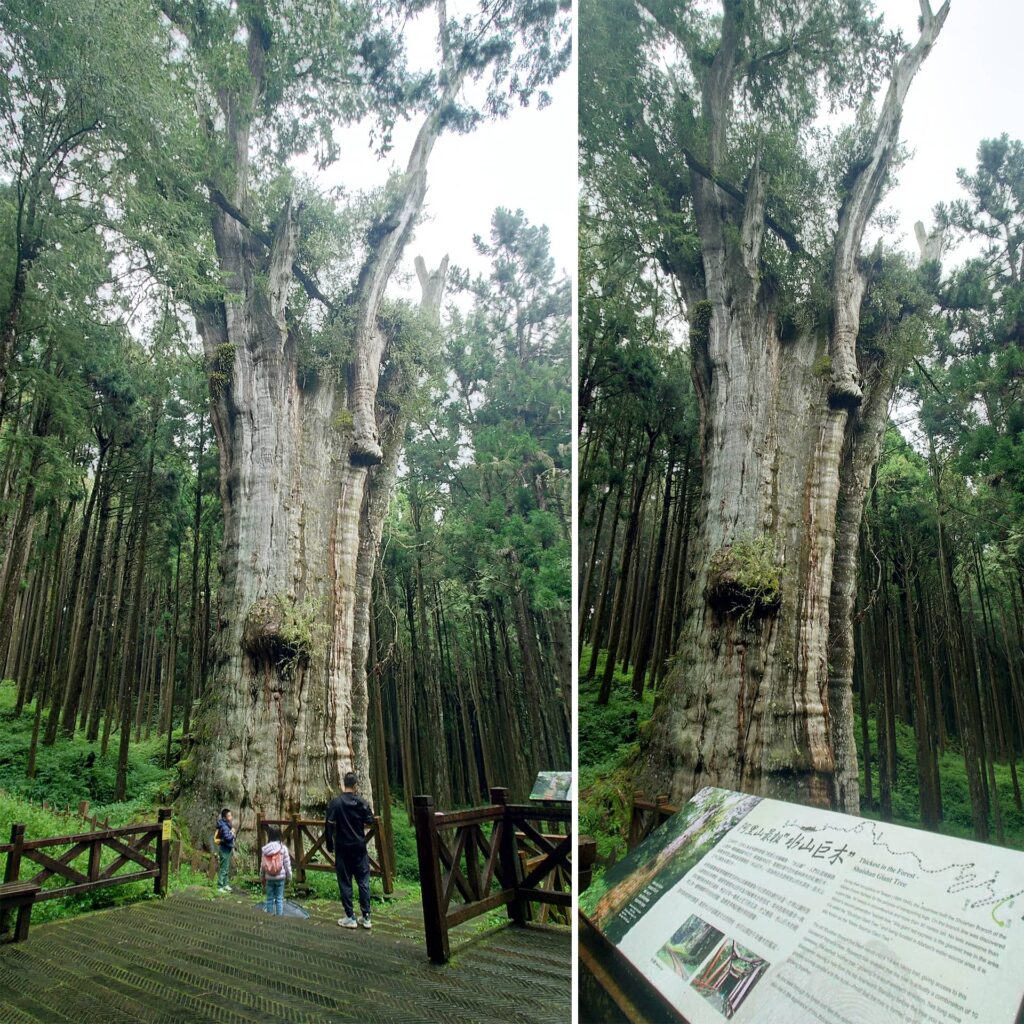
[335,845,371,917]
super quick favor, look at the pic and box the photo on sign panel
[691,938,769,1020]
[656,915,725,981]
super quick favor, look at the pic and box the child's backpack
[262,844,285,877]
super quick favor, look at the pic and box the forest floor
[0,680,421,927]
[578,647,1024,876]
[0,888,570,1022]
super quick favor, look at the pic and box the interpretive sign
[529,770,572,803]
[579,787,1024,1024]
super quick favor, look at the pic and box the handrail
[255,813,394,895]
[628,791,679,850]
[0,809,171,941]
[0,820,167,852]
[413,787,574,964]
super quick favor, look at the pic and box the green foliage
[926,136,1024,550]
[0,789,170,925]
[331,408,355,432]
[0,681,192,925]
[383,207,570,662]
[705,536,782,620]
[578,650,653,867]
[278,597,329,661]
[207,343,236,398]
[242,595,329,670]
[689,301,713,348]
[0,682,171,808]
[855,703,1024,851]
[388,805,421,883]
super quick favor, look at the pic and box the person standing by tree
[326,773,374,930]
[260,825,292,916]
[215,808,235,893]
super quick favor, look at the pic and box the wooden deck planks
[0,890,569,1023]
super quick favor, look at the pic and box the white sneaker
[360,915,372,930]
[338,916,358,928]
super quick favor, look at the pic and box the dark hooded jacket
[325,792,374,852]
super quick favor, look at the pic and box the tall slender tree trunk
[585,477,625,678]
[632,455,676,698]
[599,430,657,703]
[116,442,156,801]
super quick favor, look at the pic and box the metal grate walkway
[0,890,570,1023]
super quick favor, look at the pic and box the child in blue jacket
[215,808,235,892]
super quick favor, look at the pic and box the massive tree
[581,0,947,810]
[155,0,569,837]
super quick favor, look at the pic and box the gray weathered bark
[639,1,948,809]
[827,221,945,812]
[179,12,461,840]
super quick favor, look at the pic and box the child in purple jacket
[260,825,292,915]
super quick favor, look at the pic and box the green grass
[577,647,653,866]
[855,708,1024,849]
[0,679,194,924]
[0,680,175,813]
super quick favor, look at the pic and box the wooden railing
[0,809,171,941]
[414,787,572,964]
[628,792,679,850]
[255,814,394,896]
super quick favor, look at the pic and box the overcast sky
[307,13,575,303]
[871,0,1024,258]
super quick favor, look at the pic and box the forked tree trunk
[639,1,948,808]
[171,9,465,841]
[185,271,447,833]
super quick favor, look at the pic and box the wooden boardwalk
[0,890,570,1023]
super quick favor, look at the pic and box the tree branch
[680,146,803,255]
[207,188,336,312]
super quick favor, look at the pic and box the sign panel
[579,787,1024,1024]
[529,770,573,802]
[162,818,172,841]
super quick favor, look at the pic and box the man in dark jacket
[326,772,375,929]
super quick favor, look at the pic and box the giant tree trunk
[639,2,948,808]
[175,9,465,841]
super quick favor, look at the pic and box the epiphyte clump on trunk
[705,537,782,621]
[241,594,328,669]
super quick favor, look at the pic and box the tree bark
[182,17,461,838]
[639,2,948,807]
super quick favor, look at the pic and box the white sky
[306,11,575,302]
[870,0,1024,257]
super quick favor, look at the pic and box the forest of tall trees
[0,0,571,854]
[579,0,1024,849]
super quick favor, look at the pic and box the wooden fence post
[87,831,102,882]
[291,814,306,884]
[490,787,527,927]
[413,795,449,965]
[0,823,25,935]
[155,808,171,896]
[255,814,264,874]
